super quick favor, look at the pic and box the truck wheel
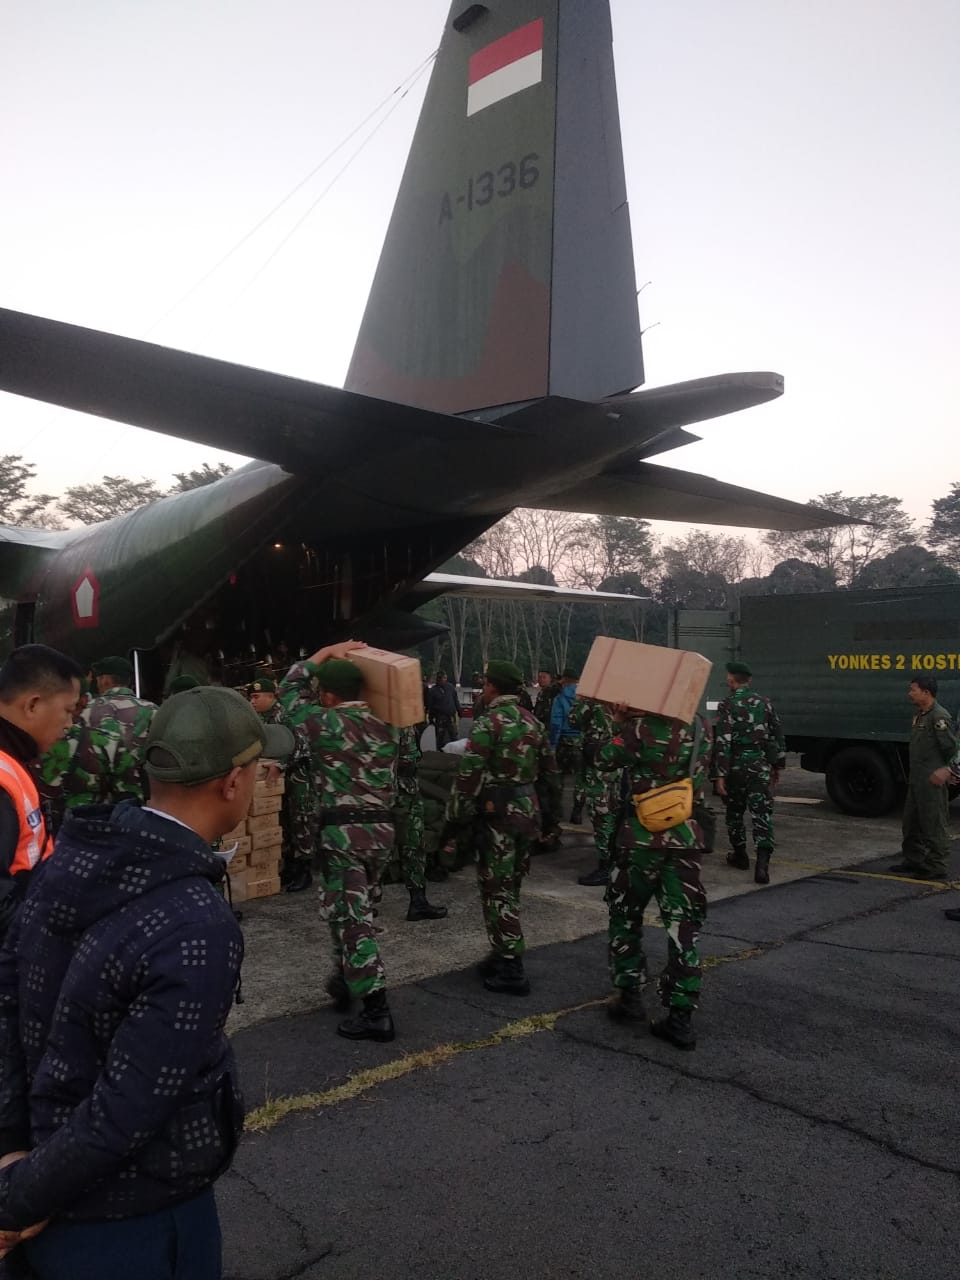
[825,747,899,817]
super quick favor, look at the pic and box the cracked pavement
[218,774,960,1280]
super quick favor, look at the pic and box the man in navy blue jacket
[0,685,291,1279]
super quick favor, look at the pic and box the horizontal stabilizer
[532,462,853,531]
[0,309,509,472]
[415,572,647,603]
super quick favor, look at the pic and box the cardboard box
[578,636,712,724]
[255,767,285,794]
[347,647,424,728]
[247,849,282,875]
[249,826,283,853]
[246,812,281,835]
[225,836,251,862]
[249,793,282,817]
[230,871,282,902]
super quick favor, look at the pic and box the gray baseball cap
[144,686,293,785]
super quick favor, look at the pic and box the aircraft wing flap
[530,462,855,531]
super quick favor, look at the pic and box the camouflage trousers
[724,766,774,854]
[901,781,950,875]
[431,715,458,749]
[606,844,706,1011]
[476,824,533,958]
[281,771,317,864]
[583,764,619,863]
[395,788,426,890]
[556,736,585,808]
[317,847,389,997]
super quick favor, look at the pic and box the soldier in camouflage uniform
[39,717,141,835]
[569,697,619,886]
[447,659,558,995]
[396,725,447,921]
[279,646,399,1042]
[713,661,785,886]
[889,675,958,880]
[82,657,158,805]
[598,708,712,1050]
[533,670,559,727]
[252,677,317,893]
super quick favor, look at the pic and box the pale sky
[2,0,958,537]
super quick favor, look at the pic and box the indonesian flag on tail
[467,18,543,117]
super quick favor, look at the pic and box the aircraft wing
[415,573,648,604]
[531,461,852,532]
[0,308,513,472]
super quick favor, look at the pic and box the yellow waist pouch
[631,777,694,832]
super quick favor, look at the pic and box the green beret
[314,658,363,699]
[561,667,580,680]
[249,677,276,694]
[726,661,752,678]
[168,674,201,694]
[91,656,134,681]
[486,659,524,689]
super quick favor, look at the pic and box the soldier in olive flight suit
[889,675,957,880]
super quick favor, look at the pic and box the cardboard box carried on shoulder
[255,767,285,794]
[578,636,712,724]
[347,647,424,728]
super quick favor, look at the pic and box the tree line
[0,457,233,528]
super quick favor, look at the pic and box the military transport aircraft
[0,0,841,683]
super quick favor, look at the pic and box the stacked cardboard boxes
[225,766,285,902]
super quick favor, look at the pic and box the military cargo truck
[670,586,960,817]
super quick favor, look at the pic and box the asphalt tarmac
[218,774,960,1280]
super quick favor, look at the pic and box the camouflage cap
[91,656,134,681]
[249,677,277,694]
[314,658,364,699]
[486,659,524,688]
[726,661,752,678]
[168,674,201,694]
[144,686,293,786]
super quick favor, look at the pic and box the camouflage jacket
[279,661,398,853]
[598,713,712,849]
[397,726,422,798]
[258,698,312,779]
[83,687,157,769]
[569,698,614,758]
[448,695,557,835]
[908,701,958,776]
[39,721,142,830]
[713,687,785,777]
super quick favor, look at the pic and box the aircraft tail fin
[345,1,643,414]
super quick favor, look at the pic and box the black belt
[319,807,395,826]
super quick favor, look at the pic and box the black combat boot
[324,971,352,1012]
[650,1008,696,1051]
[337,991,396,1042]
[483,956,530,995]
[569,802,584,825]
[754,850,771,885]
[608,988,646,1021]
[285,862,313,893]
[726,845,750,870]
[476,951,499,978]
[406,887,448,921]
[577,866,608,886]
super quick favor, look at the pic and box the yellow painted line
[776,858,958,889]
[246,945,766,1135]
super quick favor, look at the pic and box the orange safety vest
[0,750,49,874]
